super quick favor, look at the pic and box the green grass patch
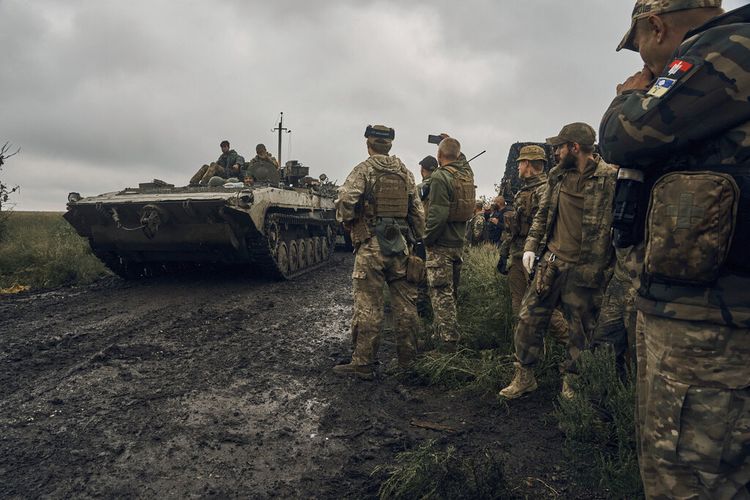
[0,211,109,290]
[554,347,643,498]
[373,439,509,500]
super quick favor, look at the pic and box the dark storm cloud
[0,0,743,210]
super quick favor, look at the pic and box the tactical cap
[516,145,546,162]
[419,155,438,172]
[546,122,596,147]
[617,0,722,51]
[365,124,395,146]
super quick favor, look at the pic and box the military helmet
[516,145,546,162]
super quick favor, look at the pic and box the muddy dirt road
[0,253,593,498]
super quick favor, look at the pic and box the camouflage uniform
[335,137,425,370]
[424,155,475,344]
[601,3,750,497]
[190,149,245,185]
[515,153,616,374]
[499,169,568,344]
[592,246,638,375]
[466,212,486,246]
[416,177,432,318]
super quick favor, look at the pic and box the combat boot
[332,362,375,381]
[498,362,537,399]
[561,374,576,400]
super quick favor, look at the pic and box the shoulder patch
[646,59,696,99]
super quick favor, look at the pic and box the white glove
[522,251,536,274]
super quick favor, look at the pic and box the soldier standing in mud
[601,1,750,497]
[189,140,245,186]
[423,137,475,351]
[497,145,568,345]
[333,125,425,380]
[498,123,616,400]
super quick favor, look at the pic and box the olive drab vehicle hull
[64,176,338,280]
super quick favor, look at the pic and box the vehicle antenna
[273,112,291,167]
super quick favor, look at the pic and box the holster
[535,257,558,300]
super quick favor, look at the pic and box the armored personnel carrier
[64,161,338,280]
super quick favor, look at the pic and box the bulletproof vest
[442,165,475,222]
[369,163,409,218]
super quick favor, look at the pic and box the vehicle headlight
[68,192,81,203]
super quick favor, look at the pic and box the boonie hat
[617,0,722,51]
[546,123,596,147]
[516,145,546,162]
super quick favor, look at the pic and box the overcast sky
[0,0,745,211]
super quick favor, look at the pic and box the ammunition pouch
[406,255,426,284]
[644,171,739,286]
[612,169,647,249]
[374,217,407,256]
[349,219,372,246]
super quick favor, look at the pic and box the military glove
[496,255,508,275]
[522,251,536,274]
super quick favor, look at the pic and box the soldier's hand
[522,251,536,274]
[489,217,500,225]
[616,66,654,95]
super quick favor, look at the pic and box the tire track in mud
[0,253,598,498]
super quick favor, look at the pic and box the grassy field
[0,211,109,290]
[387,244,643,498]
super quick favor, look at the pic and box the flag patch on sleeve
[647,77,677,98]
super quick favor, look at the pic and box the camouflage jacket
[248,154,279,169]
[499,173,547,262]
[335,154,425,245]
[599,5,750,326]
[466,213,485,246]
[424,158,474,248]
[216,149,244,171]
[524,156,617,289]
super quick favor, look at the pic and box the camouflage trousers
[592,273,637,375]
[636,311,750,499]
[190,163,225,185]
[508,256,568,345]
[425,245,463,343]
[514,251,602,373]
[349,238,419,367]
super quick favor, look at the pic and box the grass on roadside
[0,211,109,290]
[373,439,509,500]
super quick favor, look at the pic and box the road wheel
[314,237,323,263]
[289,241,300,273]
[306,238,315,265]
[321,238,331,261]
[276,242,289,276]
[299,239,308,269]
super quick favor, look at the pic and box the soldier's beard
[560,152,577,170]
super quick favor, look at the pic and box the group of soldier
[333,1,750,498]
[189,140,279,186]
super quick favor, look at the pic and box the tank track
[244,212,337,280]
